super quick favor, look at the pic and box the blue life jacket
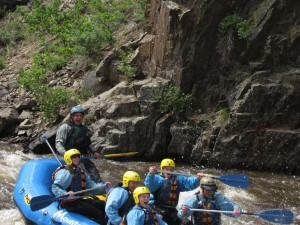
[143,207,159,225]
[154,175,179,207]
[65,122,91,154]
[67,166,86,192]
[123,206,159,225]
[192,193,221,225]
[52,165,86,192]
[52,166,87,205]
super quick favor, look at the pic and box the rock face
[1,0,299,174]
[0,0,29,18]
[142,0,300,174]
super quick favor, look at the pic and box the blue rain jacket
[105,187,131,225]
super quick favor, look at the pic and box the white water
[0,145,38,225]
[1,142,299,225]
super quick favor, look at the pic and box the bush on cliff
[218,11,251,40]
[14,0,146,121]
[157,84,193,118]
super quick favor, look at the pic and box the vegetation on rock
[0,0,146,120]
[157,84,193,118]
[218,11,252,40]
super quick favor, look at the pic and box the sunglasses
[71,154,80,159]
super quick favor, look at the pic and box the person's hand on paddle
[196,172,204,180]
[149,166,157,175]
[94,152,102,159]
[233,208,241,216]
[67,191,75,196]
[181,205,190,215]
[105,182,111,188]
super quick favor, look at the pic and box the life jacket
[64,122,91,154]
[143,207,159,225]
[154,175,179,207]
[52,165,87,192]
[192,192,221,225]
[121,206,159,225]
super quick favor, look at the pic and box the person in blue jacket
[178,177,241,225]
[52,148,111,224]
[144,158,203,225]
[105,171,141,225]
[126,186,168,225]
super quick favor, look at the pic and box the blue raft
[13,158,99,225]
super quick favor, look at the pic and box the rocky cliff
[0,0,299,174]
[143,0,300,174]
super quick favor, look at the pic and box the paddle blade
[30,195,56,211]
[104,152,139,158]
[256,209,294,224]
[216,174,250,188]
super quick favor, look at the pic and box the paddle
[81,152,139,159]
[189,208,294,224]
[40,135,63,166]
[30,186,101,211]
[157,169,250,188]
[41,135,138,160]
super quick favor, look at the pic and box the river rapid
[1,142,299,225]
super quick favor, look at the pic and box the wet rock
[146,114,175,158]
[0,0,29,18]
[249,62,266,73]
[15,98,36,112]
[168,122,195,159]
[0,107,19,125]
[0,84,8,98]
[80,70,111,95]
[27,127,58,154]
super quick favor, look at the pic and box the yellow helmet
[160,158,175,170]
[133,186,150,204]
[64,149,81,166]
[123,171,140,187]
[200,177,218,191]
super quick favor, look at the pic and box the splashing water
[1,143,299,225]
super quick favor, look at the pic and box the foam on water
[0,148,37,223]
[0,209,25,225]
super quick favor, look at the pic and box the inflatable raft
[13,158,99,225]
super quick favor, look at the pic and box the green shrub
[38,87,72,120]
[0,12,24,46]
[216,108,229,125]
[0,56,5,69]
[218,12,251,39]
[157,84,193,117]
[76,90,93,101]
[18,66,72,120]
[237,20,252,39]
[117,49,138,80]
[18,65,47,91]
[33,45,73,72]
